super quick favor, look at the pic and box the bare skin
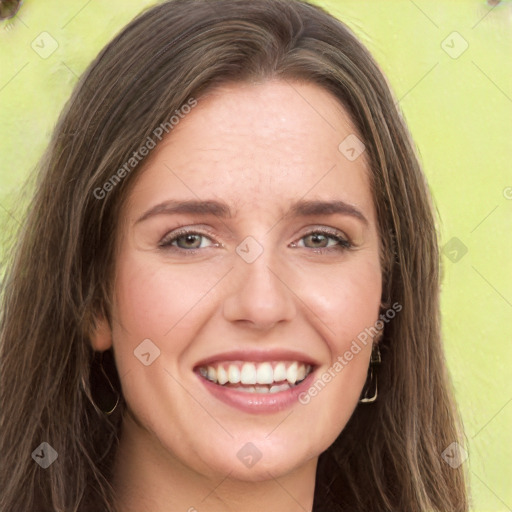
[92,80,382,512]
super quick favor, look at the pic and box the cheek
[109,249,230,386]
[293,259,381,443]
[109,252,221,423]
[297,257,382,354]
[112,251,223,339]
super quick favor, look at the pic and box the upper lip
[193,349,320,369]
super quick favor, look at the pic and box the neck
[112,410,318,512]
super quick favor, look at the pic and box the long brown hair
[0,1,468,510]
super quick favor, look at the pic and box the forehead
[125,80,374,222]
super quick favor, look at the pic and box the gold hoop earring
[89,349,120,415]
[359,343,381,404]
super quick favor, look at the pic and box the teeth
[217,365,228,385]
[240,363,257,384]
[256,362,273,384]
[200,361,312,388]
[228,364,241,384]
[286,362,298,385]
[269,383,291,393]
[207,366,217,383]
[273,362,287,382]
[232,383,291,394]
[296,364,306,382]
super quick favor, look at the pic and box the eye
[159,229,216,251]
[158,226,352,254]
[293,228,352,252]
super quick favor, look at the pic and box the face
[93,80,382,481]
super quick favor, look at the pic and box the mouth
[194,354,318,413]
[196,360,314,394]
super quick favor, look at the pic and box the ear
[90,313,113,352]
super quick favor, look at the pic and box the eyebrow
[135,198,368,225]
[288,199,368,225]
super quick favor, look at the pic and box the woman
[0,0,468,510]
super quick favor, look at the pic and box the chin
[194,436,320,482]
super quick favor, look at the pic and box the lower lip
[196,370,316,414]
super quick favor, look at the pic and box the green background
[1,1,511,510]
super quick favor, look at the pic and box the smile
[198,361,313,394]
[194,353,318,413]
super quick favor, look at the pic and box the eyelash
[158,227,353,255]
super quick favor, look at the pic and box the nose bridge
[222,239,296,328]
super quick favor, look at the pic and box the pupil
[310,234,326,247]
[180,234,200,248]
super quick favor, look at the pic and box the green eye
[174,233,204,249]
[159,228,352,255]
[297,230,352,251]
[160,230,215,250]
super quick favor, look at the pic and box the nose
[222,250,297,330]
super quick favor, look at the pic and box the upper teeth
[199,361,311,386]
